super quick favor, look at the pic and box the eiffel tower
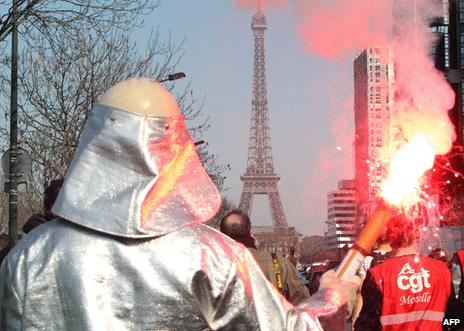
[239,4,288,229]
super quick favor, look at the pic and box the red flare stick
[336,204,392,280]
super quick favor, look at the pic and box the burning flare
[337,135,436,280]
[381,135,435,207]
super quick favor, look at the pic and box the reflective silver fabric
[52,104,221,238]
[0,106,348,330]
[451,256,462,300]
[0,222,346,330]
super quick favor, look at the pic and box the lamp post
[194,140,205,146]
[8,0,19,242]
[159,72,186,83]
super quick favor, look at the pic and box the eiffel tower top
[256,0,263,13]
[252,1,266,29]
[246,1,274,178]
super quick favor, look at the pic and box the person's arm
[353,270,382,331]
[192,246,359,331]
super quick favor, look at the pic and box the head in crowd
[22,215,46,234]
[376,231,390,246]
[0,233,14,263]
[385,214,416,250]
[373,229,393,255]
[44,178,64,213]
[0,233,13,249]
[220,209,251,240]
[23,178,64,234]
[429,248,449,265]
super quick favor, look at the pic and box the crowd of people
[0,77,463,330]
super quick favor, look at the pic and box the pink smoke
[297,0,393,59]
[296,0,455,156]
[305,92,354,234]
[236,0,286,11]
[233,0,457,234]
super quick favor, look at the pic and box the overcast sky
[133,1,356,236]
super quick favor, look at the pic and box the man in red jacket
[354,214,453,330]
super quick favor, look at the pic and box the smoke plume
[296,0,455,156]
[236,0,286,11]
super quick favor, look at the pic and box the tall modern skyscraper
[353,1,464,231]
[354,48,394,219]
[444,0,464,145]
[430,0,464,226]
[326,180,357,249]
[431,1,450,73]
[239,6,288,229]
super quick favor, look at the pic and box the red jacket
[355,255,451,331]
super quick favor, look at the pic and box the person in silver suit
[0,78,359,330]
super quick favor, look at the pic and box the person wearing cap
[0,78,359,330]
[429,247,449,266]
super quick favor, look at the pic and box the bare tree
[0,0,158,44]
[0,2,231,233]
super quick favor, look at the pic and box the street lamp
[194,140,205,146]
[8,0,19,242]
[159,72,186,83]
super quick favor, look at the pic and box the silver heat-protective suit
[0,103,348,330]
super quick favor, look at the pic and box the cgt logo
[397,263,431,294]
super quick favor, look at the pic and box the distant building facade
[354,48,394,221]
[326,180,357,250]
[430,0,463,145]
[447,0,464,146]
[299,235,327,262]
[252,226,301,257]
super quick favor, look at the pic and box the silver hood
[52,104,221,238]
